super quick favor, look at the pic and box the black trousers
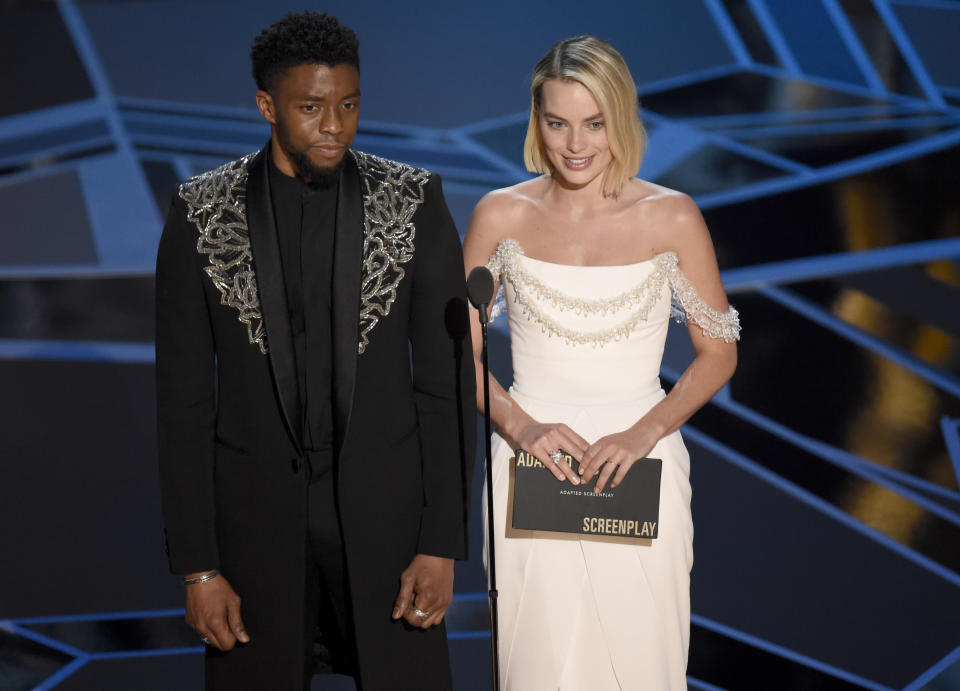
[304,464,359,689]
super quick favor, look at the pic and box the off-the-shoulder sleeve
[485,237,516,281]
[666,256,741,343]
[484,238,517,322]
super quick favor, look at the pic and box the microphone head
[466,266,495,310]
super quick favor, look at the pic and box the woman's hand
[509,419,589,484]
[580,422,661,493]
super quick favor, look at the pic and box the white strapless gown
[482,239,738,691]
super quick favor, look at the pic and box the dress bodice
[486,238,739,405]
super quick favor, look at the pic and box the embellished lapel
[353,150,431,353]
[331,152,363,447]
[331,150,432,452]
[245,147,303,454]
[180,152,265,353]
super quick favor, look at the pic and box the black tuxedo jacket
[156,146,476,690]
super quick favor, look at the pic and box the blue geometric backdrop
[1,1,958,689]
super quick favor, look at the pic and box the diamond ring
[413,608,430,619]
[549,449,564,464]
[200,636,211,645]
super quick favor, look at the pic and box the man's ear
[255,90,276,125]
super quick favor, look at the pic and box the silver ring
[549,449,564,464]
[199,636,211,645]
[413,607,430,619]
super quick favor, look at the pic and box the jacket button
[291,457,301,474]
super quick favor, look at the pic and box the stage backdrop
[1,1,959,689]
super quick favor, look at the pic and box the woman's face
[538,79,612,191]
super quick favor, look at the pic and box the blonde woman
[464,36,740,689]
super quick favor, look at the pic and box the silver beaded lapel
[179,153,267,354]
[352,150,431,354]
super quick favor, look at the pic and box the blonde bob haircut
[523,36,646,198]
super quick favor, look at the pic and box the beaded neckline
[486,238,741,345]
[518,249,672,270]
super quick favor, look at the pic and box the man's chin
[297,155,345,189]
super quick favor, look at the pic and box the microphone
[467,266,495,324]
[466,263,501,689]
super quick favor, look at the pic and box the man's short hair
[251,12,359,92]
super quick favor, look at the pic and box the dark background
[1,1,959,689]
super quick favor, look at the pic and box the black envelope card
[511,449,662,539]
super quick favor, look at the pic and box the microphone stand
[467,265,500,690]
[478,302,501,691]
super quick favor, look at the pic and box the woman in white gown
[463,37,740,690]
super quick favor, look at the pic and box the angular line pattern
[1,1,958,689]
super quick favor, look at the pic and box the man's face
[256,63,360,185]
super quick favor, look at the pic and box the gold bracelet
[183,570,219,586]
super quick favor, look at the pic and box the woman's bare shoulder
[622,178,690,209]
[623,179,707,252]
[476,177,548,217]
[468,178,548,243]
[464,178,550,265]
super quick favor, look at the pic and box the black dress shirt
[268,157,337,470]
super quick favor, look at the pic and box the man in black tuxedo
[155,12,475,690]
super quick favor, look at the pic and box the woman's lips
[562,155,594,170]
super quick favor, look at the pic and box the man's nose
[319,109,342,135]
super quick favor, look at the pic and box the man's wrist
[182,569,219,586]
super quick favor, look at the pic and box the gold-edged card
[511,449,662,539]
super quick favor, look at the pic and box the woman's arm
[463,192,588,483]
[580,193,738,492]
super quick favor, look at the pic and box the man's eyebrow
[300,89,362,100]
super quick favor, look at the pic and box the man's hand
[392,555,454,629]
[184,572,250,651]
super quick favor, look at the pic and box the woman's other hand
[580,423,661,493]
[508,418,588,484]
